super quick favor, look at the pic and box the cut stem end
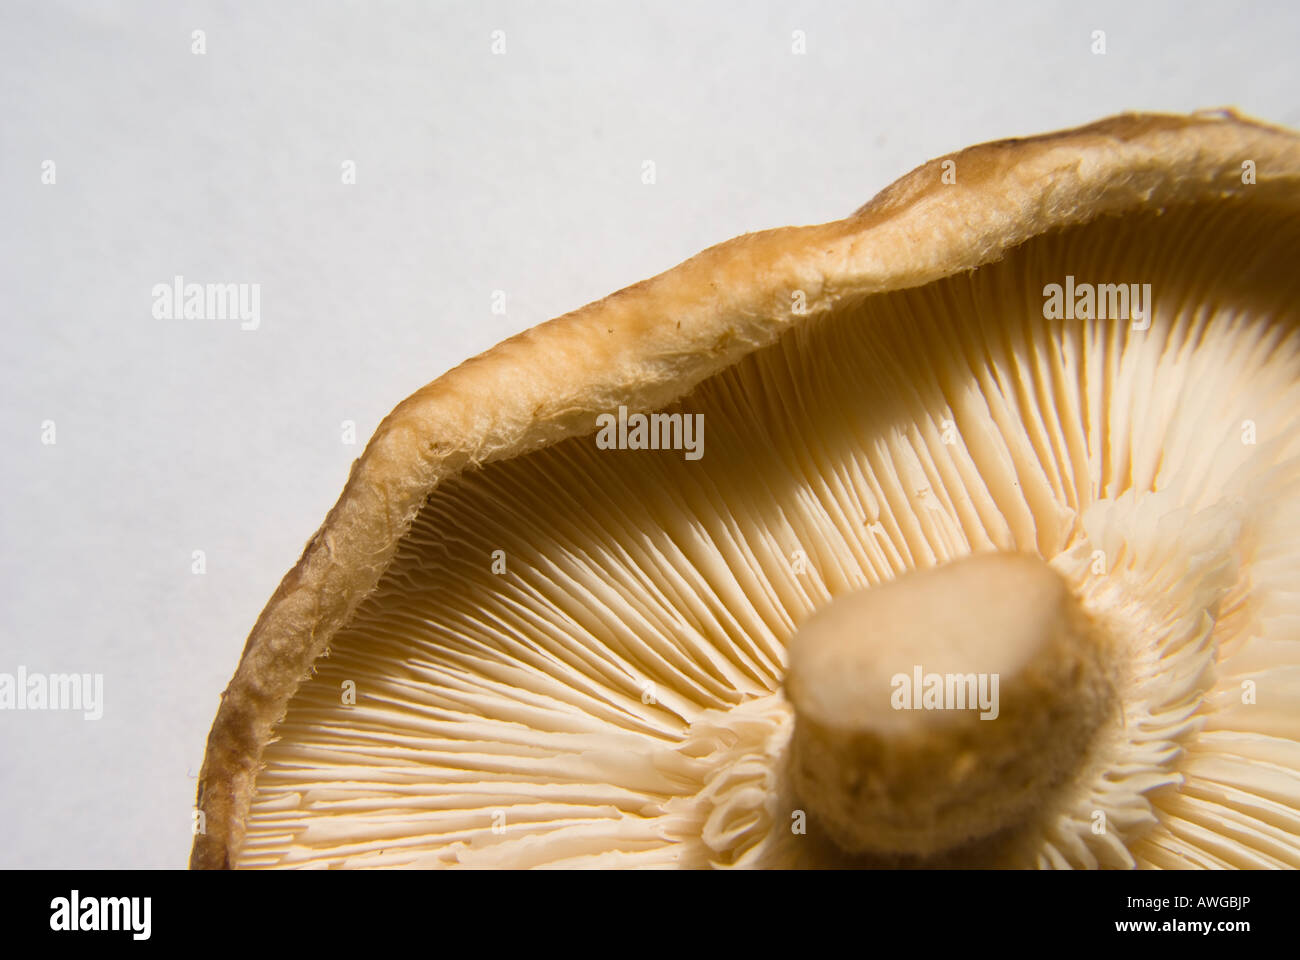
[786,552,1116,858]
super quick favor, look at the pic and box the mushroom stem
[785,552,1117,858]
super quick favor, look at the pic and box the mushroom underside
[241,200,1300,868]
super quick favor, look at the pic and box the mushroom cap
[192,111,1300,869]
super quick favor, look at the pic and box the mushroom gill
[192,112,1300,869]
[230,201,1299,869]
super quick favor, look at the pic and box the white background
[1,1,1297,869]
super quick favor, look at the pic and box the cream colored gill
[241,201,1300,869]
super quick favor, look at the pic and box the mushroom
[193,111,1300,869]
